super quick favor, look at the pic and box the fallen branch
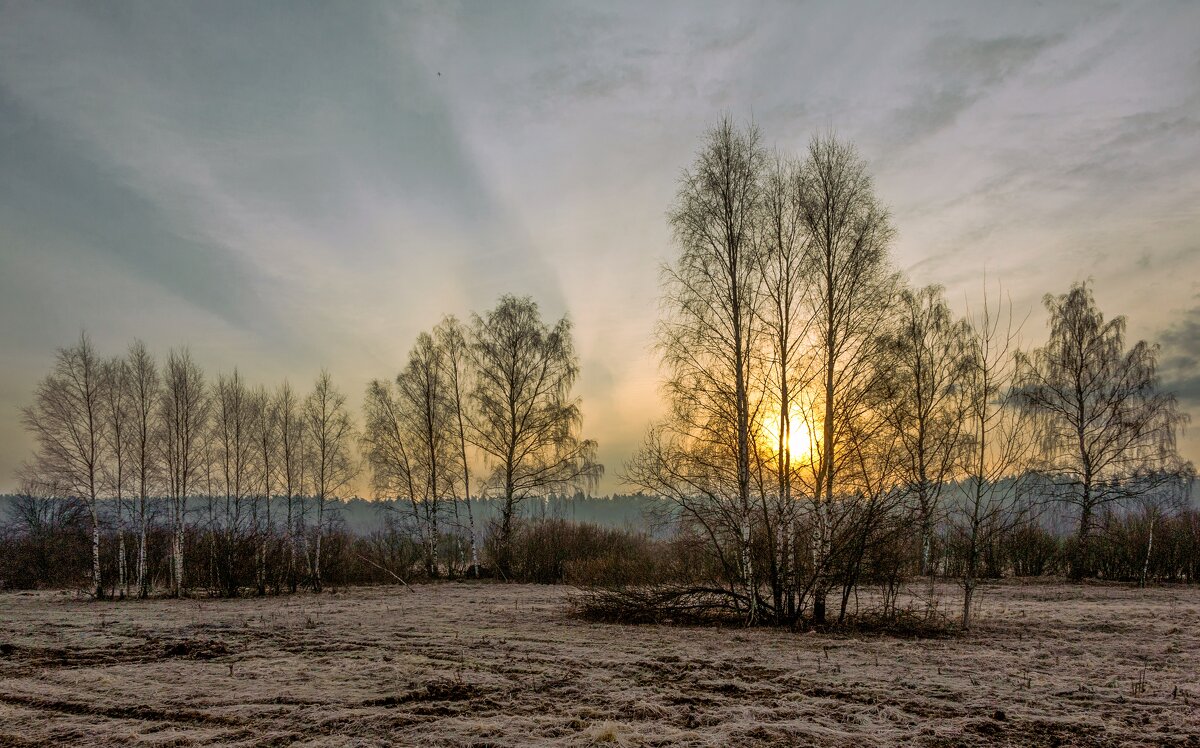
[355,554,415,592]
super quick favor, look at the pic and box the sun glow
[761,410,813,461]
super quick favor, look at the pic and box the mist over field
[3,1,1200,746]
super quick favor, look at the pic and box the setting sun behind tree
[760,409,813,462]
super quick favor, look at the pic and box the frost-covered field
[0,582,1197,747]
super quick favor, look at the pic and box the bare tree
[436,315,479,576]
[669,117,767,616]
[795,134,898,624]
[304,371,355,592]
[20,332,109,599]
[636,116,768,620]
[362,377,420,554]
[276,381,305,593]
[955,285,1034,629]
[126,341,159,598]
[756,153,816,622]
[213,370,253,597]
[250,385,279,595]
[363,333,457,578]
[101,354,134,597]
[396,331,457,577]
[1017,282,1194,579]
[876,286,971,579]
[469,295,601,577]
[159,349,209,598]
[628,126,902,628]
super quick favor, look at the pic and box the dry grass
[0,581,1197,746]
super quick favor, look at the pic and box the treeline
[12,295,600,598]
[6,492,1200,594]
[612,117,1195,631]
[0,492,667,592]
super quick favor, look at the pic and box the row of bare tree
[625,118,1193,629]
[18,339,353,598]
[16,295,601,598]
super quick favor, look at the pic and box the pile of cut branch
[570,585,749,626]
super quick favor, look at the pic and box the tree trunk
[919,498,933,578]
[91,500,103,600]
[1141,515,1155,588]
[118,532,128,600]
[314,498,324,592]
[468,501,479,578]
[961,576,975,631]
[137,498,149,598]
[286,496,296,593]
[1072,501,1092,581]
[498,496,515,580]
[172,497,185,598]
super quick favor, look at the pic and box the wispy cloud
[2,1,1199,490]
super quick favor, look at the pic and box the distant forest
[0,493,667,538]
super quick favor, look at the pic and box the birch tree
[362,376,419,556]
[304,371,355,592]
[250,385,279,595]
[1017,282,1193,579]
[756,153,816,622]
[795,134,898,624]
[20,333,108,599]
[469,295,601,578]
[159,349,209,598]
[213,370,253,596]
[101,355,133,597]
[276,381,305,593]
[396,331,456,577]
[436,315,479,576]
[876,286,970,578]
[627,117,773,622]
[956,286,1034,629]
[126,341,159,597]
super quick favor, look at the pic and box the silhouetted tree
[250,385,279,595]
[628,117,782,622]
[1018,282,1193,579]
[469,295,601,577]
[876,286,970,578]
[436,315,479,576]
[304,371,355,592]
[955,285,1034,629]
[756,152,815,622]
[125,341,159,598]
[101,353,133,597]
[159,349,209,597]
[275,381,306,593]
[21,332,108,598]
[213,370,253,596]
[795,134,898,624]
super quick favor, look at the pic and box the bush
[1005,523,1062,577]
[491,518,668,585]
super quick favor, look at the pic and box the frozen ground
[0,581,1197,746]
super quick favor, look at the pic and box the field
[0,582,1198,747]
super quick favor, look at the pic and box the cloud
[888,32,1063,145]
[2,1,1200,490]
[1160,299,1200,404]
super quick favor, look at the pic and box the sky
[1,1,1199,496]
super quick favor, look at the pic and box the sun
[761,410,812,461]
